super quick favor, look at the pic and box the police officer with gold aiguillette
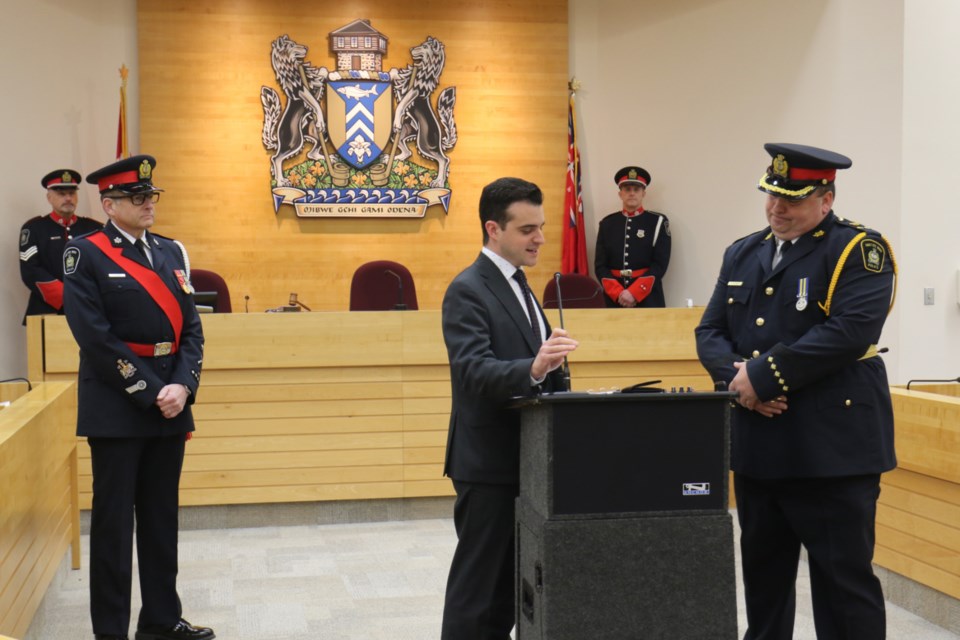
[594,166,671,307]
[696,143,897,640]
[62,155,213,640]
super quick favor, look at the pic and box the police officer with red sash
[18,169,101,322]
[695,143,896,640]
[62,155,213,640]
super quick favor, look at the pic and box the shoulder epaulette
[834,216,867,231]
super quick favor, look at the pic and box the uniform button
[844,399,852,407]
[765,287,774,295]
[752,350,760,358]
[727,298,734,305]
[756,317,765,327]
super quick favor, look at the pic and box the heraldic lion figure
[261,35,328,186]
[392,36,457,189]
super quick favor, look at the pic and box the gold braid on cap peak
[758,173,817,199]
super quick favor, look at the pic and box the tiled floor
[25,511,960,639]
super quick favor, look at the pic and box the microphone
[244,295,250,313]
[384,269,407,310]
[906,376,960,390]
[553,272,572,391]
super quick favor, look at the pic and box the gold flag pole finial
[568,77,581,95]
[119,64,129,87]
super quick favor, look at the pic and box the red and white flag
[561,93,588,275]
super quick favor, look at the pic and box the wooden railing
[0,381,79,639]
[876,386,960,598]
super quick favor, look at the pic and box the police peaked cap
[758,143,852,201]
[86,155,164,194]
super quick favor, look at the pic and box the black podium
[515,391,738,639]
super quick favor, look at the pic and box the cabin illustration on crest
[329,19,388,72]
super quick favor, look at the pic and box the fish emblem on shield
[327,80,393,169]
[259,19,457,218]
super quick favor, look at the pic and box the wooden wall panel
[35,309,709,509]
[137,0,569,314]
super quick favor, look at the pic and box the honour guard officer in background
[594,166,671,307]
[695,143,897,640]
[62,155,213,640]
[18,168,102,322]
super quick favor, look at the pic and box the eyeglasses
[109,192,161,206]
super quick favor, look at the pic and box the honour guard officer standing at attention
[595,166,671,307]
[62,155,213,640]
[18,168,102,322]
[695,143,897,640]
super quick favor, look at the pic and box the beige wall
[899,0,960,382]
[0,0,138,379]
[3,0,959,385]
[569,0,904,365]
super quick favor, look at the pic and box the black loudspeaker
[516,499,738,640]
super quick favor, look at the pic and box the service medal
[796,277,808,311]
[174,269,195,294]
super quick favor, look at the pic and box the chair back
[350,260,419,310]
[542,273,605,309]
[190,269,232,313]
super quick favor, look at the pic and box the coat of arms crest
[260,20,457,218]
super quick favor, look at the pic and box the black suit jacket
[63,221,204,438]
[442,252,566,484]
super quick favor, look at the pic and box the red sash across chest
[87,232,184,354]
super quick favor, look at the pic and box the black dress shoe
[134,619,215,640]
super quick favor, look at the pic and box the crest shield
[326,80,393,169]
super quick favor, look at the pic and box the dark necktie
[134,239,153,268]
[772,240,793,269]
[512,269,542,346]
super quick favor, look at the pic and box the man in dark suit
[695,143,897,640]
[62,155,213,640]
[440,177,579,640]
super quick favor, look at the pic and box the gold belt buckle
[153,342,173,357]
[621,269,633,278]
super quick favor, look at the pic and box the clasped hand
[729,361,788,418]
[155,383,189,419]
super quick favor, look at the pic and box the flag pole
[117,64,129,160]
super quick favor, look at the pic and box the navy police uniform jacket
[62,221,204,438]
[19,213,102,319]
[695,211,896,479]
[595,210,671,307]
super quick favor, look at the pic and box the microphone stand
[906,376,960,390]
[554,272,572,390]
[384,269,407,310]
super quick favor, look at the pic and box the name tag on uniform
[727,281,743,286]
[108,273,127,278]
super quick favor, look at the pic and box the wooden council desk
[28,309,710,510]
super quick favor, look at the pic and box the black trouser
[88,435,185,636]
[441,480,518,640]
[735,473,885,640]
